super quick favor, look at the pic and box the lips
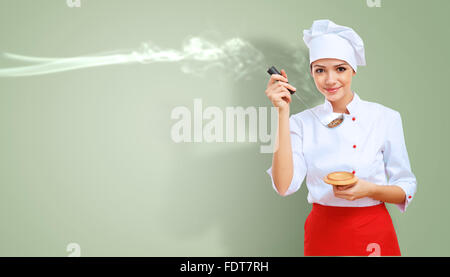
[325,87,341,93]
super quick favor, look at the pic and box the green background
[0,0,448,256]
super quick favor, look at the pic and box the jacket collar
[316,91,361,126]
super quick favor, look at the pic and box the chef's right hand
[265,69,296,110]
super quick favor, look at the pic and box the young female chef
[265,19,417,256]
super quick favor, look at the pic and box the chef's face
[310,58,356,102]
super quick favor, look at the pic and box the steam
[0,36,265,79]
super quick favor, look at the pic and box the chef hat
[303,19,366,72]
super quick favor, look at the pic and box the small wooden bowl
[323,171,358,186]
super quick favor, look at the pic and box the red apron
[304,202,401,256]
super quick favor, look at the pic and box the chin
[323,90,344,102]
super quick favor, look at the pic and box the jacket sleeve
[266,115,307,196]
[383,111,417,213]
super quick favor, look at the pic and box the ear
[352,70,356,76]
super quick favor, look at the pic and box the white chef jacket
[266,91,417,213]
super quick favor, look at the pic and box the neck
[331,90,354,114]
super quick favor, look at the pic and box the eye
[315,68,324,73]
[337,67,347,72]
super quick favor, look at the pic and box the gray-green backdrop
[0,0,448,256]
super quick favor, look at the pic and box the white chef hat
[303,19,366,72]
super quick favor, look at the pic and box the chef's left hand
[333,178,376,201]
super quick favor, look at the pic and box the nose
[325,71,337,86]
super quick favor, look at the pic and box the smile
[325,87,341,93]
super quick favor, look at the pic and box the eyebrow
[313,63,347,68]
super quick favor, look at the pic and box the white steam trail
[0,36,265,78]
